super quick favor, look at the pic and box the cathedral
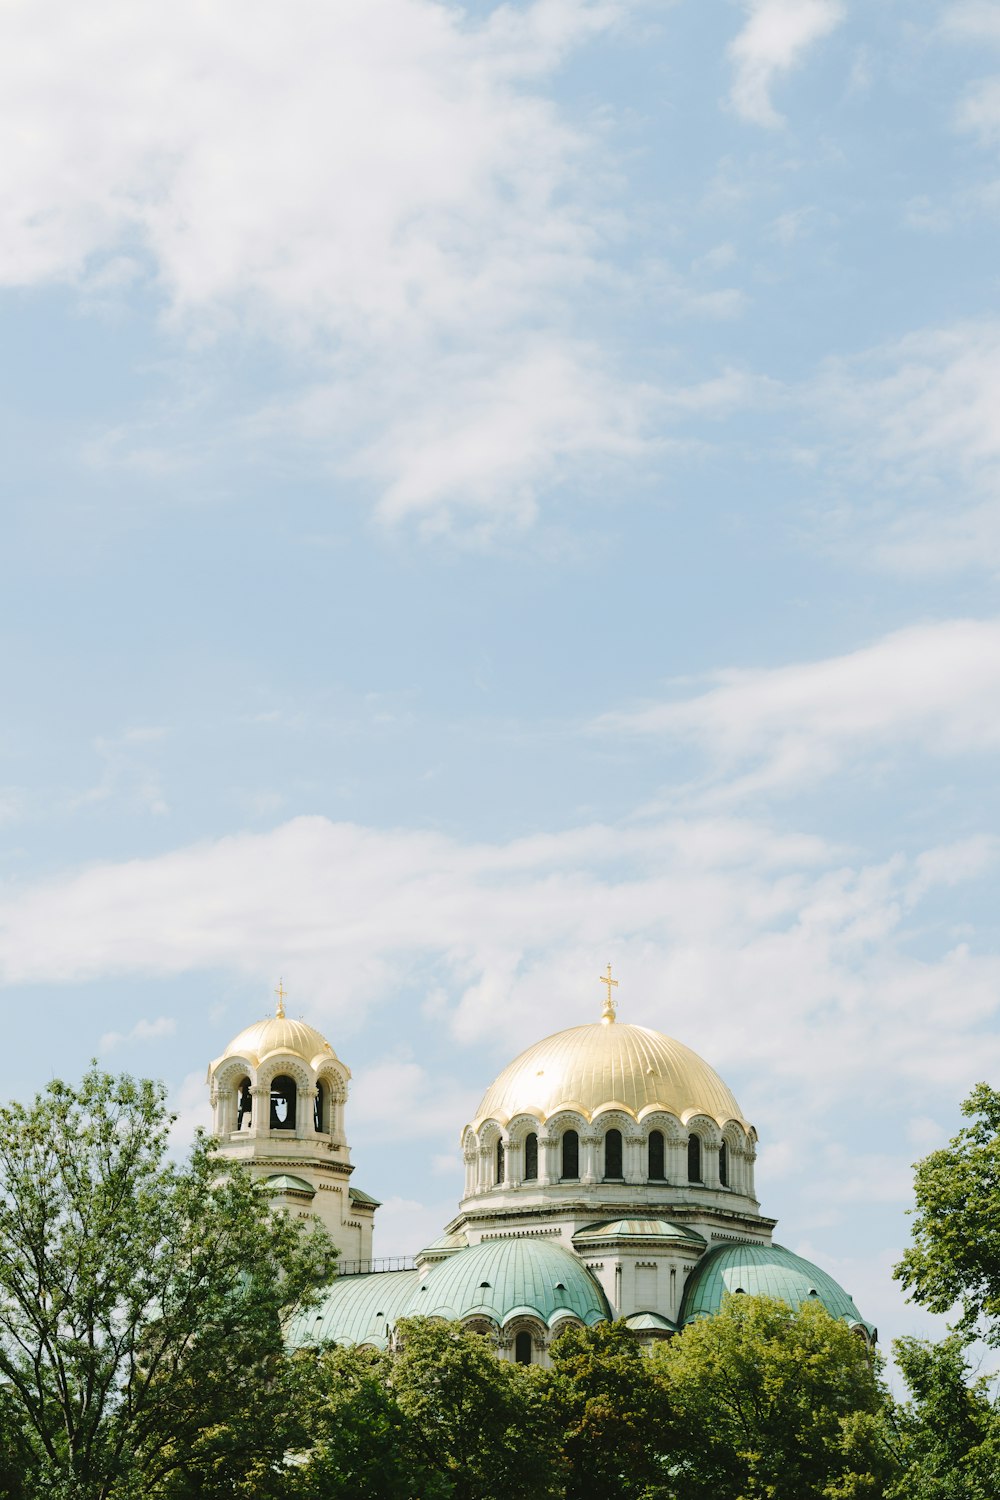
[207,972,874,1365]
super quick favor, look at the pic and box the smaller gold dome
[219,1014,338,1068]
[473,1022,747,1129]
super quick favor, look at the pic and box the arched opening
[269,1075,297,1131]
[648,1130,665,1181]
[313,1080,327,1134]
[719,1140,729,1187]
[514,1331,533,1365]
[495,1137,505,1185]
[687,1133,702,1183]
[603,1128,623,1180]
[561,1129,579,1180]
[523,1132,538,1181]
[236,1077,252,1131]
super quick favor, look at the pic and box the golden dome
[473,1022,747,1128]
[219,1014,338,1068]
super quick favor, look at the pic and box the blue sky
[4,0,1000,1356]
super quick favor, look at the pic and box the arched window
[719,1140,729,1187]
[236,1077,252,1131]
[604,1128,623,1180]
[524,1132,538,1181]
[515,1331,533,1364]
[687,1133,701,1182]
[648,1130,665,1181]
[313,1080,327,1134]
[495,1137,505,1185]
[270,1075,297,1131]
[561,1129,579,1180]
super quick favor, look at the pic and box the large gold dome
[473,1021,747,1128]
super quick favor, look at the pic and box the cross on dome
[599,962,618,1023]
[275,978,287,1018]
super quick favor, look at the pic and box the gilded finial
[275,978,287,1019]
[599,963,618,1024]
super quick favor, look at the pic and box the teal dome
[681,1242,875,1339]
[417,1236,610,1329]
[289,1269,421,1350]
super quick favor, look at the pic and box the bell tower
[207,983,378,1267]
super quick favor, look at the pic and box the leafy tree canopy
[653,1294,895,1500]
[895,1083,1000,1344]
[547,1319,673,1500]
[0,1065,337,1500]
[887,1334,1000,1500]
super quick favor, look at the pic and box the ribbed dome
[473,1022,747,1128]
[681,1243,875,1337]
[220,1014,337,1066]
[416,1237,610,1328]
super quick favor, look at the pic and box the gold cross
[275,979,287,1018]
[599,963,618,1021]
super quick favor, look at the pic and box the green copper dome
[417,1236,610,1329]
[290,1269,421,1350]
[681,1242,875,1339]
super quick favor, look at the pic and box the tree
[0,1065,337,1500]
[388,1317,563,1500]
[652,1295,896,1500]
[546,1319,674,1499]
[286,1342,444,1500]
[895,1083,1000,1344]
[887,1334,1000,1500]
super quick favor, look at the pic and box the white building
[209,975,874,1365]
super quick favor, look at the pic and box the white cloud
[100,1015,177,1051]
[727,0,845,128]
[958,75,1000,144]
[0,0,649,534]
[1,810,999,1138]
[812,323,1000,572]
[354,342,654,535]
[597,618,1000,794]
[943,2,1000,44]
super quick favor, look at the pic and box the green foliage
[0,1065,337,1500]
[887,1334,1000,1500]
[653,1295,896,1500]
[388,1317,563,1500]
[286,1343,441,1499]
[895,1083,1000,1343]
[547,1319,673,1499]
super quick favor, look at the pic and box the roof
[573,1219,706,1246]
[414,1236,610,1329]
[349,1186,382,1207]
[625,1311,677,1332]
[215,1013,339,1069]
[291,1237,611,1347]
[680,1242,876,1338]
[261,1173,315,1197]
[289,1270,422,1350]
[472,1021,747,1129]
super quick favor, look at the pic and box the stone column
[666,1134,686,1184]
[701,1139,720,1188]
[463,1150,477,1198]
[624,1133,644,1184]
[580,1133,599,1185]
[248,1084,268,1137]
[504,1139,518,1189]
[539,1136,557,1187]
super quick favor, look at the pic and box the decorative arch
[256,1056,313,1095]
[503,1314,547,1365]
